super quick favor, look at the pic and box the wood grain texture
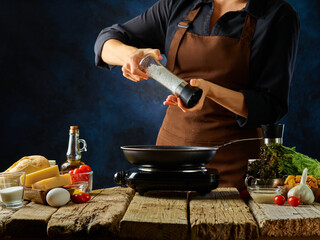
[0,206,18,237]
[120,191,189,240]
[23,187,48,204]
[5,201,57,237]
[190,188,259,240]
[249,200,320,237]
[47,187,134,238]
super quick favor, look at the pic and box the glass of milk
[0,172,26,209]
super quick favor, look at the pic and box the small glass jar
[68,171,93,193]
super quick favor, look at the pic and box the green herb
[251,144,319,178]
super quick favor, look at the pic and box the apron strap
[240,14,257,43]
[166,7,201,72]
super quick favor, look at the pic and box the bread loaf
[5,155,50,174]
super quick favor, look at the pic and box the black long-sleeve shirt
[94,0,300,128]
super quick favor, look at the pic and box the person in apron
[156,6,260,190]
[94,0,300,190]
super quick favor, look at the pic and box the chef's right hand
[122,48,163,82]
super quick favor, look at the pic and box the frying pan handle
[218,137,263,148]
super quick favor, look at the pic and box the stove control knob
[114,171,127,186]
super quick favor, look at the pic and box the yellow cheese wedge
[32,174,72,191]
[24,165,60,187]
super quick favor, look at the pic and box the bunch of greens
[248,144,320,178]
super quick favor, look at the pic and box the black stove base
[114,168,219,196]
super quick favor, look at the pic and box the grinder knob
[114,171,128,187]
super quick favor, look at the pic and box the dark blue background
[0,0,319,189]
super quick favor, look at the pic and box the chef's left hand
[163,79,209,112]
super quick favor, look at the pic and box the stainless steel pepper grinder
[139,53,203,108]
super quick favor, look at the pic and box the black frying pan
[120,145,218,168]
[120,138,262,169]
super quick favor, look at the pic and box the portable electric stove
[114,166,219,195]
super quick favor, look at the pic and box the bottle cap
[70,126,79,133]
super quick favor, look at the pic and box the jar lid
[49,160,56,166]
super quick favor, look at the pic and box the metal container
[245,176,284,188]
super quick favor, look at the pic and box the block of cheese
[24,165,60,187]
[32,174,72,191]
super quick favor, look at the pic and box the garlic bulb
[287,168,314,204]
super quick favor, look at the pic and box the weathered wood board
[190,188,259,240]
[120,191,189,240]
[0,205,22,237]
[47,187,135,238]
[248,200,320,238]
[5,201,58,237]
[4,186,320,239]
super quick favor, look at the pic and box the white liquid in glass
[0,186,23,204]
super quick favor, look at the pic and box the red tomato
[73,168,82,174]
[273,195,286,205]
[240,189,250,201]
[73,169,83,182]
[68,170,76,183]
[71,192,91,204]
[79,165,92,173]
[287,196,300,207]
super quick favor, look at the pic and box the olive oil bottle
[60,126,87,173]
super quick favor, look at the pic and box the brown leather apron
[156,6,261,190]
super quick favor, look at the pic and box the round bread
[5,155,50,174]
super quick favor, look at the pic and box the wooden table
[0,187,320,239]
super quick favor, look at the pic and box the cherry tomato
[240,189,250,201]
[71,192,91,204]
[273,195,286,205]
[79,165,92,173]
[69,171,79,183]
[287,196,300,207]
[73,168,82,174]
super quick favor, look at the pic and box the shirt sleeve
[236,9,300,128]
[94,0,172,70]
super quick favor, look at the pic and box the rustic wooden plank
[190,188,259,240]
[248,200,320,237]
[47,187,135,238]
[5,201,57,237]
[120,191,189,240]
[0,201,29,234]
[86,187,135,237]
[0,205,20,237]
[258,237,320,240]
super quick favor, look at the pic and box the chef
[94,0,300,190]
